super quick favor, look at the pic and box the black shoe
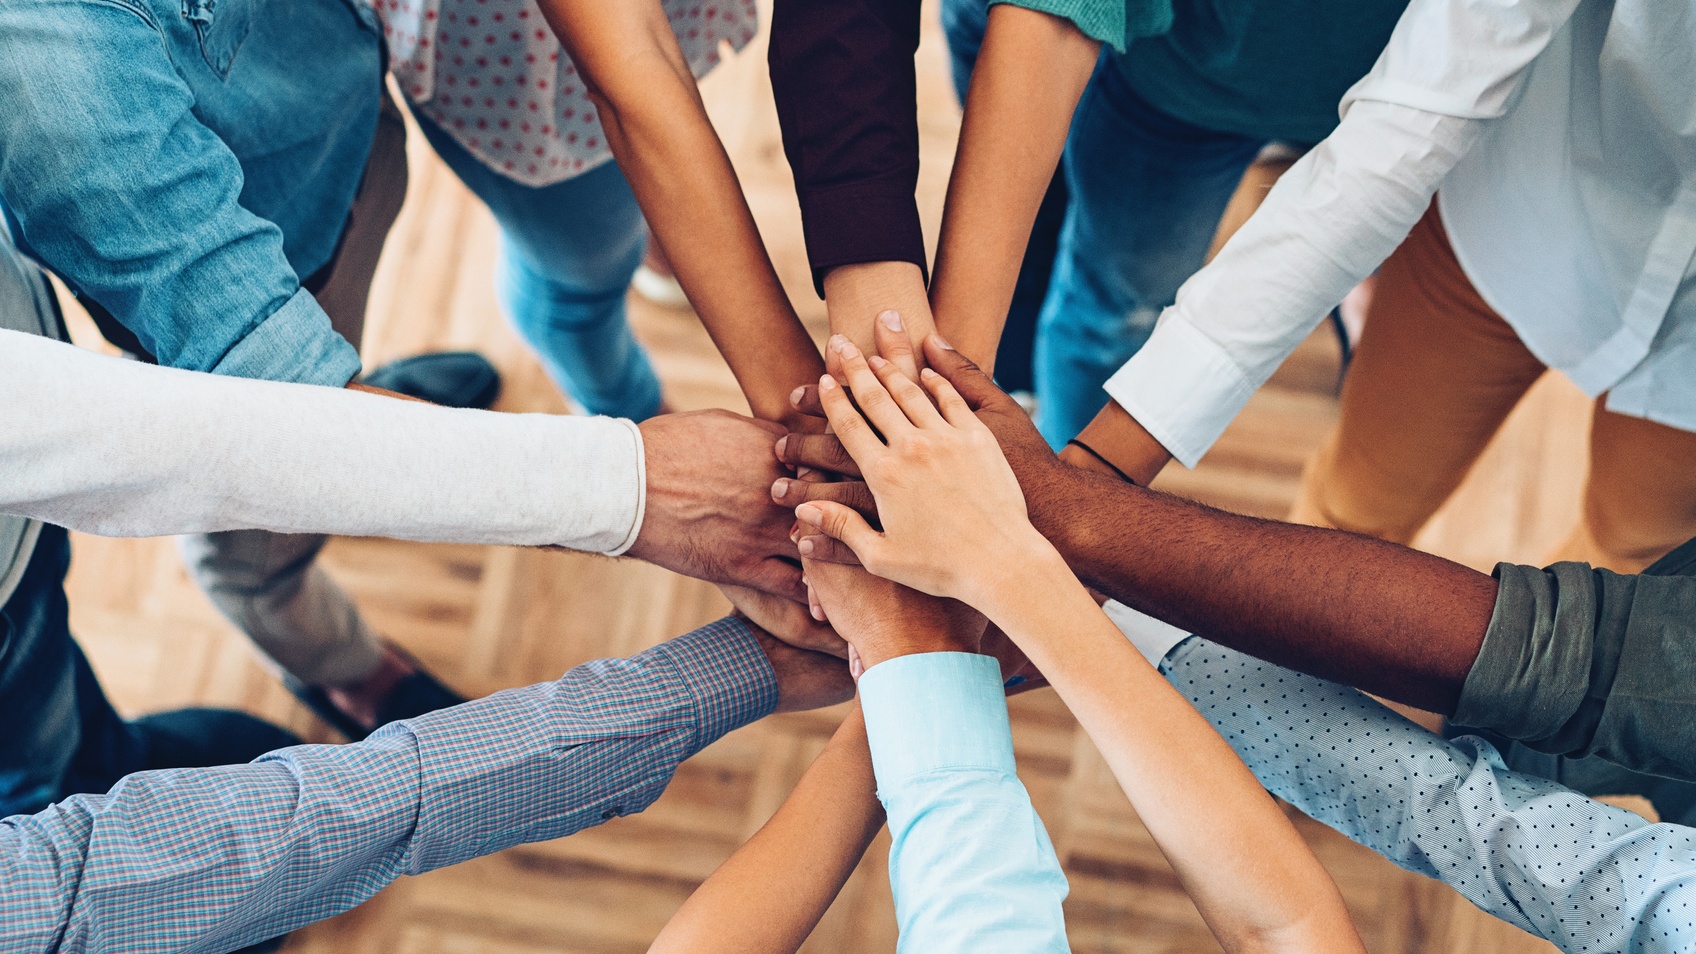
[283,644,467,742]
[131,708,301,772]
[362,351,501,409]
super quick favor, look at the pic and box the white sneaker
[631,265,692,310]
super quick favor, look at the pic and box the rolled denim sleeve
[0,1,360,387]
[0,618,777,954]
[860,652,1070,953]
[1454,560,1696,782]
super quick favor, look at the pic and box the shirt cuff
[602,417,645,557]
[210,288,363,387]
[648,616,781,754]
[1102,600,1191,668]
[860,652,1013,784]
[988,0,1129,51]
[798,178,928,298]
[1104,309,1257,469]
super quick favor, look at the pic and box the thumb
[795,501,883,564]
[922,336,1009,412]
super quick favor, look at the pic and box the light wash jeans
[416,114,663,421]
[942,0,1268,447]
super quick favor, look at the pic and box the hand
[792,335,1057,606]
[628,410,804,602]
[720,583,848,659]
[740,619,856,712]
[804,557,985,671]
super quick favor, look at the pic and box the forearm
[1159,635,1696,952]
[1061,400,1172,486]
[929,5,1098,371]
[1037,463,1495,714]
[537,0,821,423]
[822,262,937,363]
[981,565,1360,953]
[650,707,882,954]
[0,621,777,952]
[0,331,644,554]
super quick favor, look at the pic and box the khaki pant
[179,89,410,687]
[1290,202,1696,574]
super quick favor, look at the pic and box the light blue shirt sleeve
[0,619,777,954]
[859,652,1071,953]
[1155,635,1696,953]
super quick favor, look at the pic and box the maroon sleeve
[768,0,928,295]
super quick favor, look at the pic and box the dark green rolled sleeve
[1454,539,1696,782]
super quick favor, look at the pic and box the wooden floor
[59,4,1601,951]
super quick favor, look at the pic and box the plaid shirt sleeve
[0,616,776,954]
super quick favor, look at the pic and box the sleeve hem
[1104,310,1257,468]
[601,418,645,557]
[799,180,928,296]
[649,617,779,755]
[210,288,363,387]
[860,652,1014,783]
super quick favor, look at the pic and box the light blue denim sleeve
[0,1,361,387]
[859,652,1071,954]
[1159,636,1696,953]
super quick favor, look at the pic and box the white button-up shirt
[1106,0,1696,468]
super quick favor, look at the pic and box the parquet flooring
[55,3,1599,950]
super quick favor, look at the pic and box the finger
[794,500,884,565]
[829,336,914,439]
[776,432,861,478]
[772,475,876,520]
[872,309,921,380]
[919,367,979,429]
[817,371,888,466]
[795,533,862,566]
[870,354,946,429]
[848,644,865,682]
[789,384,826,420]
[807,578,827,622]
[748,557,807,604]
[922,335,1016,413]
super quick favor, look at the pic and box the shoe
[131,708,301,772]
[631,264,692,310]
[283,643,467,742]
[362,351,501,409]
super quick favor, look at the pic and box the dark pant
[0,526,295,816]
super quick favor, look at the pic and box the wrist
[958,530,1070,623]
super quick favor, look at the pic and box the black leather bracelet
[1066,439,1141,487]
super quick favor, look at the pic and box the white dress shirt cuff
[1102,600,1191,668]
[1105,312,1257,469]
[860,652,1014,784]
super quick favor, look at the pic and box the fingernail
[1004,675,1027,689]
[771,478,789,499]
[775,435,788,457]
[798,537,814,556]
[868,354,887,370]
[795,503,820,525]
[819,374,838,391]
[932,334,955,351]
[790,386,805,407]
[839,338,862,358]
[828,334,848,353]
[812,604,826,622]
[920,367,939,379]
[879,309,903,332]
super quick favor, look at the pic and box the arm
[0,2,360,387]
[0,619,824,953]
[649,707,884,954]
[928,4,1101,371]
[1069,0,1583,477]
[778,339,1495,714]
[532,0,821,423]
[794,337,1362,954]
[1154,633,1696,954]
[0,329,806,598]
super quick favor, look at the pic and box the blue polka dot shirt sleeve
[1159,636,1696,953]
[0,617,777,954]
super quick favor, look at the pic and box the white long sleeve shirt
[0,328,646,573]
[1108,0,1696,467]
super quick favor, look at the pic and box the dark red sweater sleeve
[768,0,928,295]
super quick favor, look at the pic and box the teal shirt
[1115,0,1410,144]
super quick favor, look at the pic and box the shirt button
[601,807,623,820]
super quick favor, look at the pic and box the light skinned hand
[720,583,848,659]
[793,335,1054,607]
[802,556,984,671]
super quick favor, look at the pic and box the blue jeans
[941,0,1267,446]
[416,115,663,421]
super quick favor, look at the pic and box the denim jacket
[0,0,383,386]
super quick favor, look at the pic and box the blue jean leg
[1034,63,1265,447]
[416,115,662,421]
